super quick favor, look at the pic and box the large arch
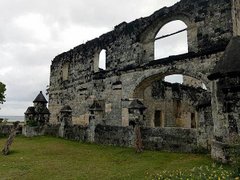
[132,71,209,99]
[132,72,211,128]
[130,69,211,99]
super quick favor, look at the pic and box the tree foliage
[0,82,6,104]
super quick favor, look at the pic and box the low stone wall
[22,124,60,137]
[21,124,204,153]
[94,125,199,153]
[141,127,198,153]
[0,124,22,136]
[64,125,88,141]
[95,125,134,147]
[0,125,13,136]
[1,122,205,153]
[44,124,60,137]
[22,126,45,137]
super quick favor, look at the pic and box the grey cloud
[0,0,180,28]
[0,0,180,116]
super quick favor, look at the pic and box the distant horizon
[0,115,24,117]
[0,115,24,122]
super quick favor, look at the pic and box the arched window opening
[164,74,208,90]
[202,83,207,90]
[164,74,183,84]
[155,20,188,60]
[99,49,106,70]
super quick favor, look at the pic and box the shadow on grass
[9,150,21,155]
[1,150,20,156]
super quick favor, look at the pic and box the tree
[0,82,6,105]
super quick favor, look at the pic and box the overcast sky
[0,0,181,116]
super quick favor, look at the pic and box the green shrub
[26,119,38,127]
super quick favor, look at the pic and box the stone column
[59,105,72,138]
[87,101,104,142]
[208,37,240,163]
[211,77,240,163]
[128,99,146,152]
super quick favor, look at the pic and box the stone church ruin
[23,0,240,163]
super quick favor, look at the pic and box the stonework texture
[44,0,240,163]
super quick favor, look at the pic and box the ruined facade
[48,0,240,163]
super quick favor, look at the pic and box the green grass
[0,136,234,180]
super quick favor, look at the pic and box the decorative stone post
[24,91,50,127]
[88,101,104,142]
[208,36,240,163]
[59,105,72,138]
[128,99,146,152]
[23,91,50,137]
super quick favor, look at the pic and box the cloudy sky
[0,0,181,116]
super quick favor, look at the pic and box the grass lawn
[0,136,235,180]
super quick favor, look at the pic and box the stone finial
[33,91,48,103]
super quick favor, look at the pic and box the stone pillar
[211,77,240,163]
[128,99,146,152]
[87,101,104,142]
[59,105,72,138]
[208,37,240,163]
[128,99,146,127]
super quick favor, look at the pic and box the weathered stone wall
[93,125,201,153]
[46,0,240,161]
[232,0,240,36]
[141,127,198,152]
[94,125,135,147]
[183,76,204,88]
[64,125,88,142]
[22,126,45,137]
[197,106,213,150]
[48,0,235,126]
[135,80,210,128]
[0,125,13,136]
[211,76,240,162]
[49,49,224,126]
[21,124,209,153]
[0,124,23,136]
[22,125,60,137]
[44,124,60,137]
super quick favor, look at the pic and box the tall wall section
[49,0,236,126]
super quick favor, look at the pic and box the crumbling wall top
[52,0,233,67]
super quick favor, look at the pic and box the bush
[26,119,38,127]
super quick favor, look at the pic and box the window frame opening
[163,74,208,90]
[154,20,188,60]
[154,110,163,127]
[99,49,107,71]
